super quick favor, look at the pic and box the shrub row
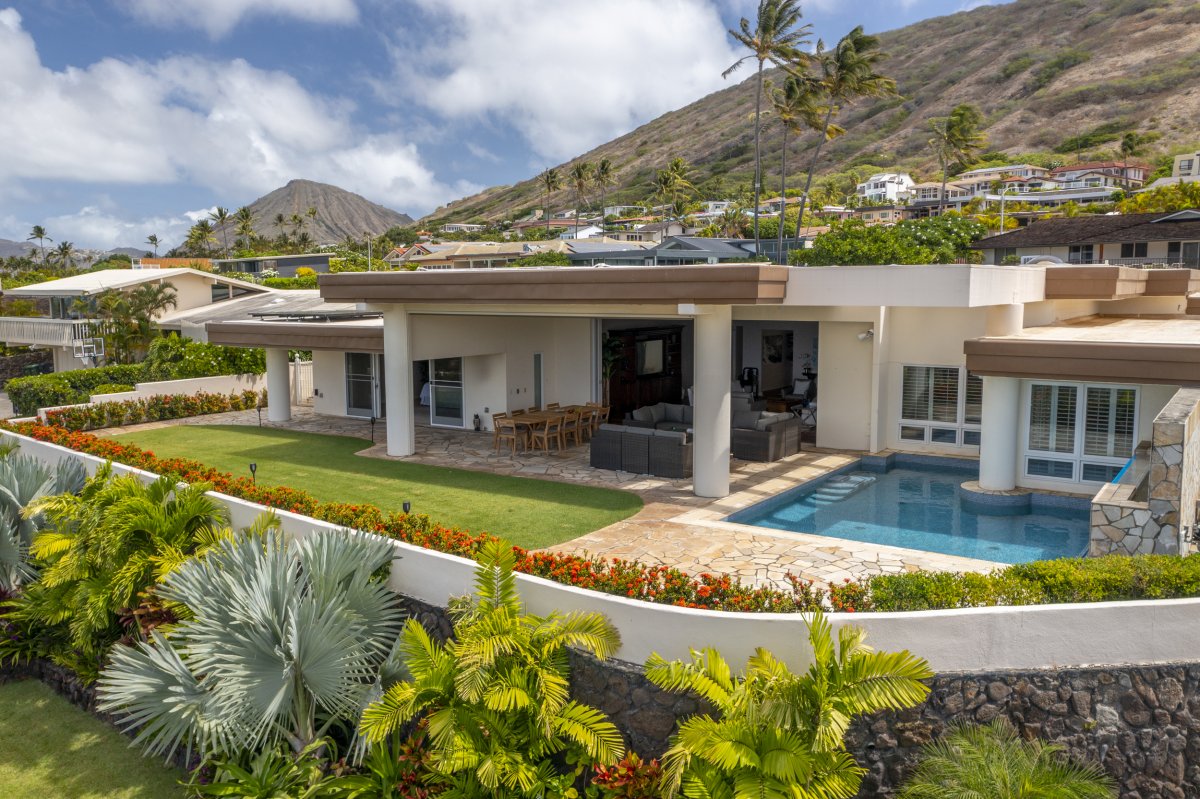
[5,364,145,416]
[42,389,266,431]
[6,420,827,613]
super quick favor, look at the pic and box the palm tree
[651,158,697,238]
[98,528,403,760]
[569,161,595,237]
[930,104,987,215]
[145,234,160,257]
[187,220,217,257]
[796,26,896,238]
[273,212,288,236]
[209,206,232,257]
[539,167,563,234]
[52,241,77,270]
[769,74,825,261]
[594,158,616,229]
[27,225,51,264]
[646,612,932,799]
[724,0,812,255]
[717,206,748,237]
[899,719,1115,799]
[361,540,623,797]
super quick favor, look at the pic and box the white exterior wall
[815,321,874,451]
[169,273,222,312]
[312,350,348,416]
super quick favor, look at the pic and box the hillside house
[212,253,334,277]
[855,173,915,203]
[972,210,1200,266]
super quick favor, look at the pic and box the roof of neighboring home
[3,268,265,297]
[136,258,214,269]
[1143,175,1200,190]
[1050,161,1151,173]
[654,237,753,258]
[158,290,331,326]
[564,239,651,254]
[213,253,333,264]
[971,212,1200,249]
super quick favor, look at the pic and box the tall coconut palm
[651,158,697,236]
[899,719,1115,799]
[930,104,986,215]
[98,528,404,760]
[539,167,563,234]
[208,206,232,257]
[796,26,896,237]
[145,234,160,257]
[187,220,217,257]
[594,158,616,228]
[769,74,826,262]
[724,0,812,255]
[569,161,595,237]
[27,225,52,264]
[233,205,255,249]
[52,241,77,270]
[646,612,932,799]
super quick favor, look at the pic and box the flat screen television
[636,339,665,376]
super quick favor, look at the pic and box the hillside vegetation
[422,0,1200,225]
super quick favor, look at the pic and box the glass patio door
[346,353,384,418]
[429,357,464,427]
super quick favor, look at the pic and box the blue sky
[0,0,1004,249]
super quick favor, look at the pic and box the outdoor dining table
[511,405,592,450]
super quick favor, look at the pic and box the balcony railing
[0,317,103,347]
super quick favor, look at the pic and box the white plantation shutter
[901,366,959,422]
[1084,387,1136,458]
[1028,384,1077,453]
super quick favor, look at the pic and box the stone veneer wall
[397,596,1200,798]
[1092,388,1200,556]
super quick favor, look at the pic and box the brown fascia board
[208,322,383,353]
[1189,294,1200,316]
[318,264,790,305]
[1144,269,1200,297]
[1043,266,1148,300]
[964,338,1200,386]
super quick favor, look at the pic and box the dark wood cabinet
[606,326,684,422]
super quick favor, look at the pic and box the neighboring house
[603,205,644,218]
[0,268,268,371]
[904,182,972,217]
[132,257,214,270]
[855,173,915,203]
[1049,161,1150,188]
[971,210,1200,266]
[853,205,906,225]
[212,253,334,277]
[558,225,605,240]
[383,243,460,267]
[510,217,596,236]
[562,241,655,266]
[440,223,486,234]
[1142,152,1200,191]
[632,220,688,243]
[953,164,1050,196]
[203,259,1200,513]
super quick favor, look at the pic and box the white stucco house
[855,173,915,203]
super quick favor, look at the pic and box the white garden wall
[5,425,1200,674]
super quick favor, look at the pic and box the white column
[382,306,415,457]
[979,375,1020,491]
[265,347,291,422]
[693,305,732,498]
[985,303,1024,337]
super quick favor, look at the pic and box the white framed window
[1023,382,1137,483]
[899,365,982,448]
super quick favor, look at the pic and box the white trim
[897,364,981,451]
[1021,380,1139,486]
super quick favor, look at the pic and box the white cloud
[117,0,359,38]
[42,204,213,252]
[391,0,742,162]
[0,9,455,220]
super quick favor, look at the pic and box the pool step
[810,474,876,505]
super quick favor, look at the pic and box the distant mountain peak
[222,181,413,244]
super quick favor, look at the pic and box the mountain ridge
[217,179,414,245]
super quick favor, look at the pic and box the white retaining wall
[5,425,1199,674]
[38,372,266,420]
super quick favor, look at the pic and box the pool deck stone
[105,407,1008,591]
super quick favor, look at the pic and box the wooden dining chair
[493,417,522,455]
[511,408,526,416]
[560,410,586,447]
[546,402,560,409]
[526,406,539,413]
[529,416,562,453]
[592,406,610,435]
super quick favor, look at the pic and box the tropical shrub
[192,740,350,798]
[645,613,933,799]
[43,389,265,431]
[795,215,987,266]
[90,383,135,395]
[6,364,144,415]
[7,467,232,679]
[588,753,662,798]
[0,448,86,589]
[899,718,1115,799]
[140,335,266,381]
[360,539,625,798]
[98,528,405,760]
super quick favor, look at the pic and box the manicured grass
[116,425,642,548]
[0,681,187,798]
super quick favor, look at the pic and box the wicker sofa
[622,403,802,463]
[589,424,692,478]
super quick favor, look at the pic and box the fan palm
[795,26,895,238]
[360,539,623,798]
[724,0,812,255]
[0,451,85,590]
[98,527,404,761]
[929,104,986,215]
[769,74,827,261]
[27,225,52,264]
[569,161,595,237]
[899,718,1115,799]
[646,611,933,799]
[539,168,563,234]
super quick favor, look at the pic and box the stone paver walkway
[106,407,1006,590]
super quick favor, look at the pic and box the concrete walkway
[105,407,1004,590]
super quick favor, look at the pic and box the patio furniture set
[492,403,610,455]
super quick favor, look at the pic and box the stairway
[810,474,876,506]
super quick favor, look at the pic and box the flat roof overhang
[318,264,789,305]
[965,316,1200,386]
[208,321,383,352]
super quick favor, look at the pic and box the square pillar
[979,375,1020,491]
[693,305,732,498]
[265,347,291,422]
[382,306,415,457]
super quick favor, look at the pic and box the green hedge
[828,555,1200,612]
[6,337,264,416]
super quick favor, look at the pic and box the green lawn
[116,425,642,549]
[0,681,187,798]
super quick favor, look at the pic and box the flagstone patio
[110,407,1004,589]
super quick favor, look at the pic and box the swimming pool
[727,458,1090,564]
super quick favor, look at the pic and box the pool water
[728,463,1090,564]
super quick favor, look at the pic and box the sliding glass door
[346,353,384,418]
[429,357,464,427]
